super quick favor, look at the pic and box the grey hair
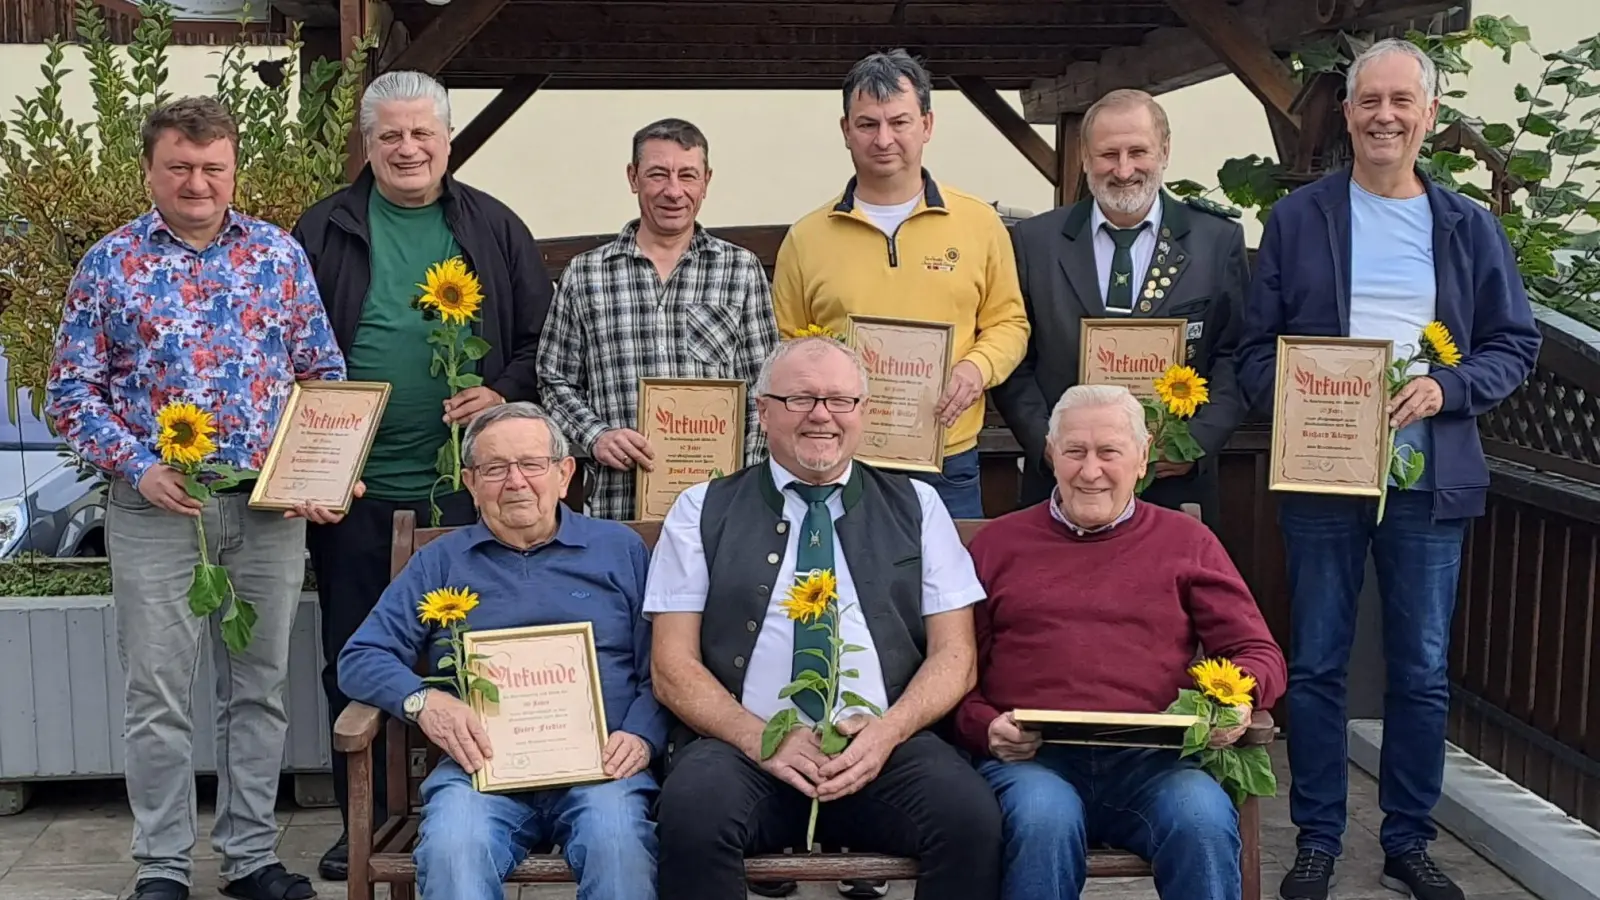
[753,336,871,399]
[359,70,452,139]
[842,49,932,116]
[631,117,710,169]
[1047,384,1149,448]
[460,402,570,467]
[1346,38,1439,104]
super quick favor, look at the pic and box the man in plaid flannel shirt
[536,118,778,519]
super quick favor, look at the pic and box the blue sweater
[337,509,669,754]
[1236,167,1541,520]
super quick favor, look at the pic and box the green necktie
[1105,224,1145,313]
[788,481,840,722]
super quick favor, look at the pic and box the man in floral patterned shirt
[44,97,345,900]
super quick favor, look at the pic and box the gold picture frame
[845,314,954,474]
[634,377,746,521]
[462,622,612,794]
[1268,336,1393,497]
[1077,318,1188,400]
[248,380,390,513]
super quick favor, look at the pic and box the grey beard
[1093,177,1161,216]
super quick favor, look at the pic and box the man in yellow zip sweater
[772,49,1029,524]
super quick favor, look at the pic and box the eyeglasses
[473,457,558,481]
[762,394,863,413]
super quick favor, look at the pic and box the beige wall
[0,0,1593,245]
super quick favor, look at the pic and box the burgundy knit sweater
[953,500,1288,759]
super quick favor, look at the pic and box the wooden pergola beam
[1163,0,1300,129]
[951,75,1058,186]
[1055,114,1087,207]
[1020,0,1459,122]
[383,0,509,76]
[448,75,548,174]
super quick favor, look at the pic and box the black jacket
[291,167,553,403]
[992,192,1251,522]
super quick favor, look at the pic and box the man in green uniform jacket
[289,68,554,880]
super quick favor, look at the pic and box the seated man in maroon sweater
[954,383,1286,900]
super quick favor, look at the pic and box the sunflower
[416,257,484,326]
[1420,321,1462,367]
[155,402,218,468]
[418,586,479,627]
[794,323,837,340]
[1188,657,1257,707]
[781,568,838,623]
[1153,365,1210,419]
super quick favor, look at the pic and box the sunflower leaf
[183,473,210,502]
[471,677,500,705]
[839,691,884,716]
[462,336,491,361]
[760,708,801,760]
[796,648,831,664]
[1166,426,1206,462]
[838,668,859,679]
[841,643,868,654]
[1235,745,1279,798]
[219,593,257,654]
[438,656,456,669]
[819,721,850,755]
[450,373,485,390]
[1182,719,1210,757]
[187,562,225,618]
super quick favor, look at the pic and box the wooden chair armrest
[334,701,384,753]
[1241,710,1277,747]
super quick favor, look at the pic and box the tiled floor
[0,746,1538,899]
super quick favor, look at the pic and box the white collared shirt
[1090,199,1163,314]
[643,459,987,725]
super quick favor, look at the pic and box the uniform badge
[1187,321,1204,340]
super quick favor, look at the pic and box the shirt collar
[1090,196,1162,238]
[143,207,246,248]
[465,506,588,551]
[768,458,852,495]
[603,219,719,261]
[1049,488,1137,536]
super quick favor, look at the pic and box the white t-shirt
[855,196,921,238]
[642,459,986,725]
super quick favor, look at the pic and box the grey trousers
[107,478,306,886]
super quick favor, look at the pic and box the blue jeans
[1278,490,1466,858]
[978,746,1240,900]
[414,759,658,900]
[911,447,984,518]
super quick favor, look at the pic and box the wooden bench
[333,507,1277,900]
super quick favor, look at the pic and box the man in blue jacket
[1236,39,1539,900]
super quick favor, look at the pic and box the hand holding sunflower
[152,402,260,653]
[1165,657,1277,804]
[1136,365,1211,494]
[1377,321,1461,523]
[415,257,490,526]
[417,585,500,707]
[759,566,879,850]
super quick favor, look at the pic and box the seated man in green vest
[644,334,1003,900]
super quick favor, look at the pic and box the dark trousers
[1277,490,1467,858]
[306,491,477,828]
[656,732,1002,900]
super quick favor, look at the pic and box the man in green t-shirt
[291,69,554,880]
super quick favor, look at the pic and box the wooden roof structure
[266,0,1468,196]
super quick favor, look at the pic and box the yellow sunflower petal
[418,586,480,627]
[417,257,485,326]
[155,402,218,467]
[794,323,836,339]
[1153,365,1209,419]
[781,568,838,623]
[1188,657,1256,706]
[1420,321,1462,367]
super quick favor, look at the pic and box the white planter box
[0,591,331,780]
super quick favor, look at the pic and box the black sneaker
[748,881,797,898]
[1279,848,1337,900]
[131,878,190,900]
[838,879,889,898]
[1381,850,1464,900]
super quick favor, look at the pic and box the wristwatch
[402,689,428,722]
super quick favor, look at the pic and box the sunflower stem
[448,331,463,491]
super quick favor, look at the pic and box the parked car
[0,355,106,558]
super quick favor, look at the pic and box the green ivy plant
[0,0,374,426]
[1167,16,1599,325]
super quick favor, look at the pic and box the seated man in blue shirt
[338,401,665,900]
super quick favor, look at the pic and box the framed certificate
[634,377,746,520]
[1269,336,1393,496]
[1078,318,1188,400]
[248,380,390,513]
[846,314,953,473]
[463,622,611,793]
